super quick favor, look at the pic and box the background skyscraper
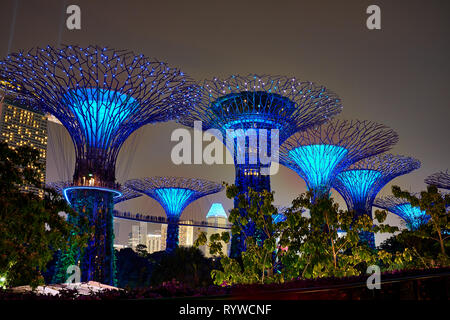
[0,87,47,196]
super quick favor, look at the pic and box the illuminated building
[0,84,47,196]
[146,233,162,254]
[205,203,228,257]
[374,196,430,231]
[333,154,420,247]
[125,177,223,252]
[279,120,399,202]
[2,45,197,284]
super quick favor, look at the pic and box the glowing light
[289,144,348,194]
[65,88,136,146]
[272,213,286,224]
[394,204,430,230]
[63,186,122,206]
[335,169,382,207]
[206,203,228,219]
[154,188,195,217]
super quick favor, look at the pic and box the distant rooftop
[206,203,228,219]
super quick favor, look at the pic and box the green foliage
[0,142,89,288]
[202,184,411,286]
[149,246,216,288]
[391,185,449,265]
[115,248,152,288]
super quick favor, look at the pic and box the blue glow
[272,213,287,224]
[336,169,382,207]
[206,203,228,219]
[223,118,278,129]
[63,186,122,206]
[289,144,348,195]
[394,204,430,230]
[154,188,195,217]
[65,88,136,146]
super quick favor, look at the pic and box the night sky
[1,0,449,245]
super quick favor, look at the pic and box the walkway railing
[113,210,232,230]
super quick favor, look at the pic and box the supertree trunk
[69,188,116,285]
[166,217,180,253]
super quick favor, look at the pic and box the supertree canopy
[333,154,421,247]
[425,170,450,190]
[0,45,196,284]
[48,181,142,205]
[279,120,399,201]
[125,177,223,252]
[178,74,342,194]
[374,196,430,231]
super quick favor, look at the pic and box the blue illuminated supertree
[374,196,430,231]
[425,170,450,190]
[178,75,342,256]
[178,75,342,194]
[279,120,399,202]
[0,45,196,284]
[125,177,224,252]
[333,154,421,247]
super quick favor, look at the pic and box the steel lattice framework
[0,45,197,187]
[0,45,197,285]
[425,170,450,190]
[279,119,399,201]
[178,74,342,193]
[47,181,142,204]
[125,177,224,252]
[374,196,430,231]
[333,154,421,247]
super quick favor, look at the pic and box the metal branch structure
[125,177,224,252]
[0,45,197,284]
[178,74,342,194]
[374,196,430,231]
[425,170,450,190]
[279,120,399,201]
[333,154,421,247]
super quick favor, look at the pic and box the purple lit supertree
[125,177,224,252]
[0,45,197,284]
[332,154,421,247]
[374,196,430,231]
[425,170,450,190]
[177,74,342,256]
[279,120,399,202]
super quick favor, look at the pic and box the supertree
[0,45,196,284]
[178,75,342,194]
[332,154,421,247]
[374,196,430,231]
[279,120,399,202]
[177,74,342,256]
[125,177,224,252]
[425,170,450,190]
[47,181,142,205]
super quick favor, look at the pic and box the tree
[279,193,408,279]
[115,248,152,288]
[0,142,88,288]
[198,184,410,286]
[391,185,449,265]
[149,247,215,288]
